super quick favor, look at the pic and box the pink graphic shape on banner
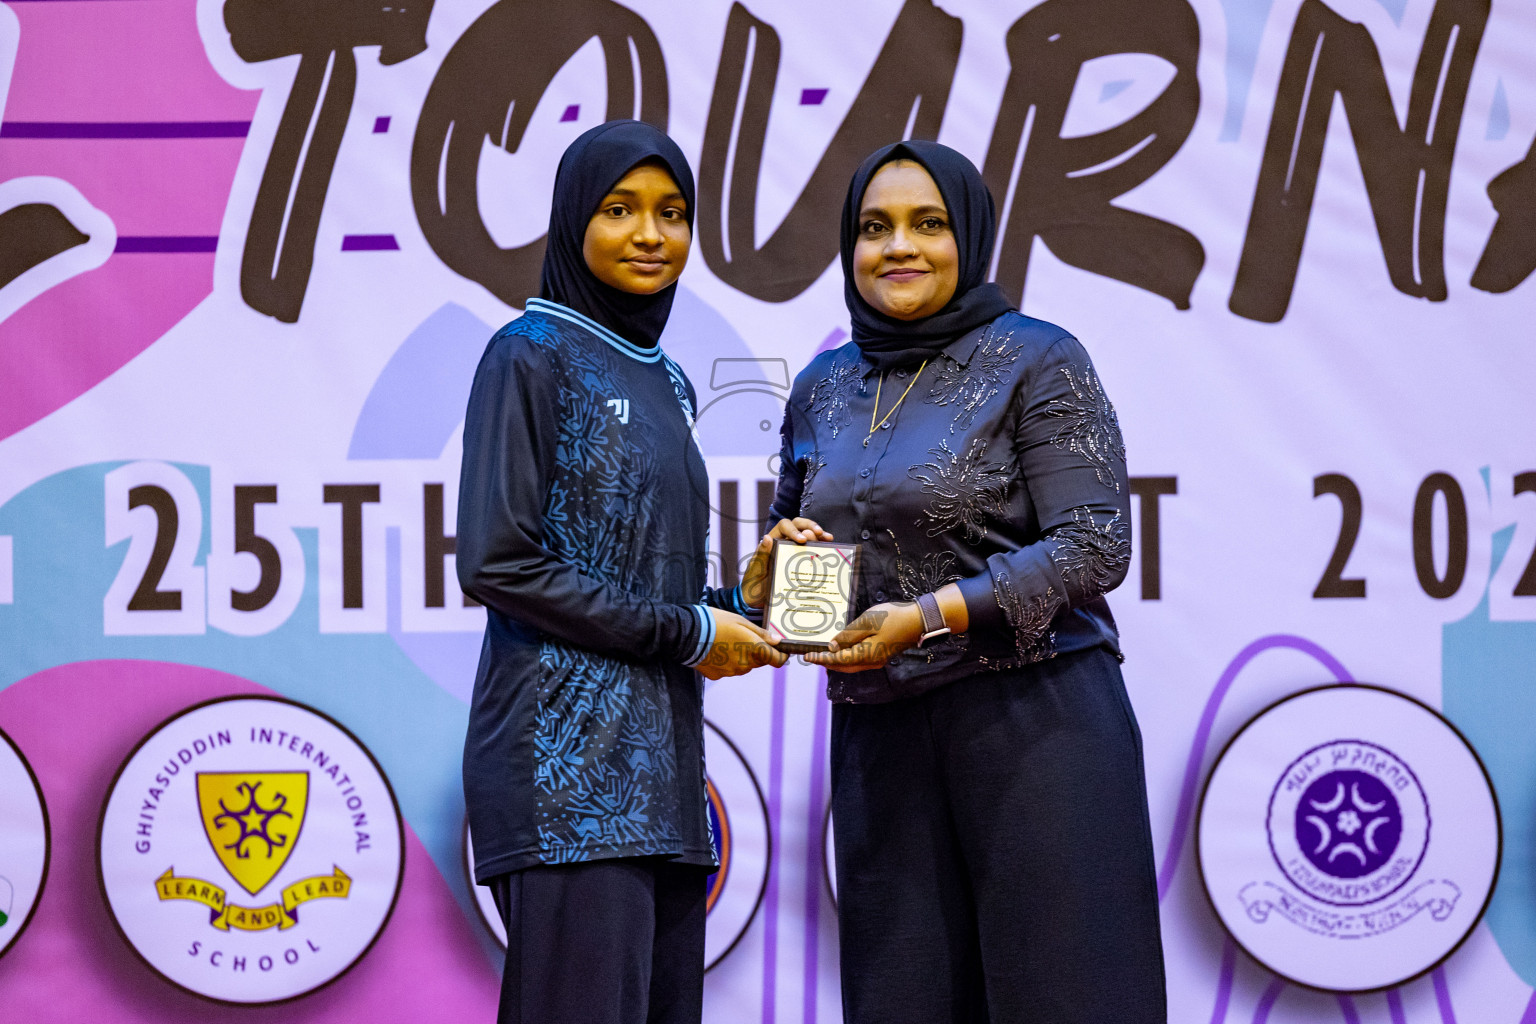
[0,1,257,440]
[0,660,499,1021]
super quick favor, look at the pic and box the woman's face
[852,160,959,321]
[583,161,690,294]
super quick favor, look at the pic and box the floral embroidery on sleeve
[888,530,963,599]
[1047,507,1131,604]
[807,358,865,438]
[991,570,1061,663]
[888,531,968,662]
[1043,363,1127,491]
[908,438,1011,542]
[924,326,1024,433]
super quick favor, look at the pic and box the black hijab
[538,120,696,349]
[840,140,1014,369]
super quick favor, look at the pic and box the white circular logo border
[1197,683,1501,993]
[700,718,771,970]
[0,726,50,961]
[95,694,406,1006]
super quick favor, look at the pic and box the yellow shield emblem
[196,772,309,897]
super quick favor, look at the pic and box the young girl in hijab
[757,141,1166,1022]
[456,120,785,1024]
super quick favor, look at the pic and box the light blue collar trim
[525,298,663,363]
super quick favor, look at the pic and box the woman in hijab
[456,120,787,1024]
[754,141,1166,1022]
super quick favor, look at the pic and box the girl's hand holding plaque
[741,517,835,611]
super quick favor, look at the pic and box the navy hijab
[538,120,696,348]
[840,141,1013,369]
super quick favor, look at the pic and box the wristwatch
[915,592,951,648]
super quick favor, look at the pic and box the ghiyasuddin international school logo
[1199,685,1500,992]
[98,696,403,1004]
[154,771,350,931]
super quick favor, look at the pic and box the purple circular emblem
[1294,769,1402,879]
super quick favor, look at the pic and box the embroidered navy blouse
[457,299,743,879]
[769,310,1132,704]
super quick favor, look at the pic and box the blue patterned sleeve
[455,329,701,664]
[955,335,1132,646]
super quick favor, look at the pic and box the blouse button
[860,529,871,540]
[859,468,871,478]
[875,590,887,601]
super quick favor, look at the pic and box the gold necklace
[864,360,928,447]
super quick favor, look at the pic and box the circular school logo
[463,719,768,969]
[0,727,49,960]
[702,719,771,968]
[1268,742,1429,908]
[1199,685,1499,992]
[98,696,404,1004]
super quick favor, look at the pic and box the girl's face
[583,161,691,295]
[852,160,960,321]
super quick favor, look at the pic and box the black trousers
[830,646,1167,1024]
[488,858,708,1024]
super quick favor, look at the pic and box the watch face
[918,628,952,648]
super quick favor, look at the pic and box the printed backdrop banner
[1,0,1534,1020]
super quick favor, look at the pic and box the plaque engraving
[764,540,860,654]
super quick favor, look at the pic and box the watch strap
[915,592,950,647]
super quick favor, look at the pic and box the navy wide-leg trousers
[830,646,1167,1023]
[489,858,708,1024]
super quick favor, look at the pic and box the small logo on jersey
[99,696,403,1004]
[1199,684,1498,992]
[606,398,631,424]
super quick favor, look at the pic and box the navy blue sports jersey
[770,310,1131,704]
[457,298,739,879]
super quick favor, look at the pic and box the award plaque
[764,540,861,655]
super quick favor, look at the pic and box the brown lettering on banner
[0,204,89,290]
[423,483,476,608]
[225,0,435,323]
[217,0,1530,320]
[411,0,669,309]
[1471,136,1536,294]
[982,0,1204,311]
[1128,476,1177,600]
[232,485,282,612]
[126,485,183,612]
[322,484,381,609]
[696,0,961,303]
[1230,0,1489,322]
